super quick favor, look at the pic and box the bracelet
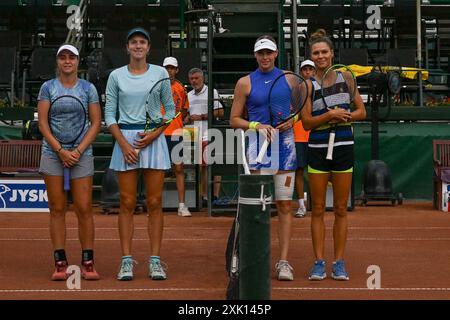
[56,147,63,153]
[75,148,82,155]
[248,121,260,130]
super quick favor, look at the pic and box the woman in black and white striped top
[300,29,366,282]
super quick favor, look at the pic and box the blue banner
[0,179,49,212]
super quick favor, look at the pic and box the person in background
[162,56,191,217]
[294,59,315,218]
[186,68,224,207]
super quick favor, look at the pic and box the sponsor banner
[442,182,450,213]
[0,179,49,212]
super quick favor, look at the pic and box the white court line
[274,287,450,292]
[0,288,223,294]
[1,226,450,230]
[2,237,450,241]
[1,287,449,294]
[0,238,215,241]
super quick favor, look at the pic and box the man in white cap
[294,59,315,218]
[162,56,191,217]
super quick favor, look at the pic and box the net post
[238,174,272,300]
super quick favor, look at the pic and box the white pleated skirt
[109,129,171,171]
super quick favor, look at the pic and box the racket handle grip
[326,132,336,160]
[63,168,70,191]
[256,139,270,163]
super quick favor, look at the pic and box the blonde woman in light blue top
[104,27,175,281]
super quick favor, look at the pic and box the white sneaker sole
[308,274,327,281]
[332,273,349,281]
[278,275,294,281]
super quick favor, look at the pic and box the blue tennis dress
[245,67,296,171]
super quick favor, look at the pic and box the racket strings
[269,72,307,126]
[145,78,172,127]
[320,70,356,110]
[49,97,86,145]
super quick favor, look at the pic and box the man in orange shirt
[162,57,191,217]
[294,59,315,218]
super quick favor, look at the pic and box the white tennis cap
[163,57,178,67]
[57,44,79,56]
[300,59,315,69]
[254,39,277,52]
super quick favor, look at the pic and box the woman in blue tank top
[300,29,366,282]
[230,35,312,281]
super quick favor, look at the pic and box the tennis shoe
[117,257,137,281]
[294,205,306,218]
[149,259,167,280]
[81,260,100,280]
[332,259,349,281]
[309,260,327,281]
[178,204,192,217]
[51,260,69,281]
[275,260,294,281]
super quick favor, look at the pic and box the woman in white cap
[37,43,102,281]
[104,27,175,281]
[230,35,311,281]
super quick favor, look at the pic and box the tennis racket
[135,77,181,155]
[48,95,87,191]
[320,64,357,160]
[255,72,308,163]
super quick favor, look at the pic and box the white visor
[57,44,79,57]
[254,39,277,52]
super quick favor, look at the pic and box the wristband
[75,148,82,155]
[249,121,260,130]
[293,114,299,122]
[56,147,63,153]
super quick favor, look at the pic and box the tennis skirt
[39,153,94,179]
[247,129,297,172]
[109,129,171,171]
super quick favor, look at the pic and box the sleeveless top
[308,72,354,148]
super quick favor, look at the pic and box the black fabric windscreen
[30,47,57,80]
[339,48,368,66]
[0,31,21,49]
[387,49,416,68]
[0,47,16,83]
[171,48,202,84]
[147,49,169,67]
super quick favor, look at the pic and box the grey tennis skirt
[39,153,94,179]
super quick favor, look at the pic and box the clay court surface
[0,201,449,300]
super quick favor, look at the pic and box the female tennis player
[104,27,175,281]
[230,35,310,281]
[301,29,366,281]
[38,44,102,281]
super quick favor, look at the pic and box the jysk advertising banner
[0,179,49,212]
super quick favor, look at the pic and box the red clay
[0,202,449,300]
